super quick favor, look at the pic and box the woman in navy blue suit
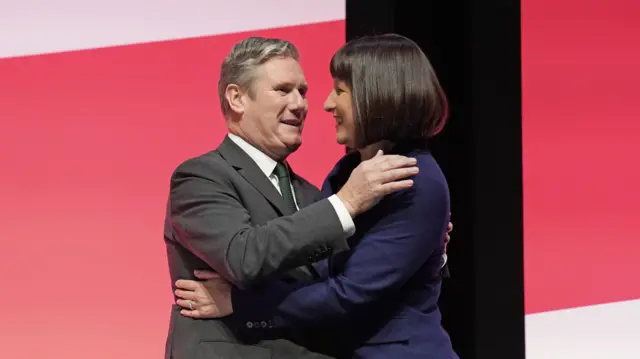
[175,34,458,359]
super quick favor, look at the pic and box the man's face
[236,56,308,160]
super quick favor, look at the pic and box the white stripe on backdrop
[526,299,640,359]
[0,0,345,58]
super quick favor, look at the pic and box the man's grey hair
[218,37,300,117]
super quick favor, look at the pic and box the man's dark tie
[273,162,320,279]
[273,162,298,213]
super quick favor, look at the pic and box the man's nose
[289,90,306,109]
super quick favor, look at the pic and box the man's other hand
[174,270,233,319]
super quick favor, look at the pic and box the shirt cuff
[327,194,356,237]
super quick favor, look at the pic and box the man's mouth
[281,119,302,127]
[334,117,343,125]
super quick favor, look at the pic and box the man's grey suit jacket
[163,136,348,359]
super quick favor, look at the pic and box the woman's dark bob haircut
[330,33,449,149]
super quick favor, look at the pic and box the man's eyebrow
[276,81,308,90]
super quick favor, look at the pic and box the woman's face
[323,80,357,148]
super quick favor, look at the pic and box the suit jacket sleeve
[230,177,449,327]
[169,158,349,289]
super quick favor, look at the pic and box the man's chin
[285,140,302,152]
[276,135,302,154]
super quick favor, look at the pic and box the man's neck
[227,127,289,162]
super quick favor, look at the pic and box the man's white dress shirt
[227,133,356,238]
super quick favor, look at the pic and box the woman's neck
[357,141,392,161]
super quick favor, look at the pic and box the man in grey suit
[163,37,419,359]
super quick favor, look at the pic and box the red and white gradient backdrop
[523,0,640,357]
[0,1,345,358]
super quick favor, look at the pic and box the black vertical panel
[345,1,525,358]
[345,0,395,37]
[467,1,524,356]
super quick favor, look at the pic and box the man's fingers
[376,155,417,169]
[381,167,419,184]
[194,269,219,280]
[175,289,198,301]
[176,298,196,310]
[175,279,201,291]
[366,154,415,168]
[379,180,414,196]
[180,309,203,318]
[367,150,385,162]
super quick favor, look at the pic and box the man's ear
[224,84,245,116]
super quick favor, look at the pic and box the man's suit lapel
[287,167,325,280]
[218,137,317,280]
[217,136,293,216]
